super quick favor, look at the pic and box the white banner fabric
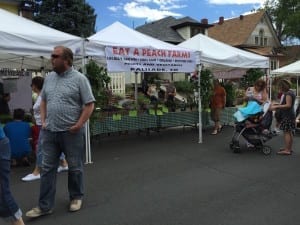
[105,46,196,73]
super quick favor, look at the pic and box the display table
[90,107,236,136]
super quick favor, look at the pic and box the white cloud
[107,0,185,22]
[107,6,120,12]
[124,1,182,21]
[208,0,267,5]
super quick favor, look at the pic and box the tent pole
[266,68,272,101]
[297,77,299,96]
[197,64,202,143]
[135,72,138,105]
[82,40,93,164]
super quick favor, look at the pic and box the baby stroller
[229,101,275,155]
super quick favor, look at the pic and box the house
[136,16,213,44]
[136,10,300,71]
[208,10,283,70]
[0,0,35,19]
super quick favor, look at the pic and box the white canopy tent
[178,33,269,69]
[270,60,300,98]
[0,8,84,70]
[0,9,95,163]
[271,60,300,76]
[87,21,193,53]
[178,33,269,143]
[86,21,196,69]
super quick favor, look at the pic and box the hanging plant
[85,60,111,109]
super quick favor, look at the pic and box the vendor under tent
[178,33,269,143]
[86,21,196,113]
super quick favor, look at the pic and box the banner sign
[105,46,196,73]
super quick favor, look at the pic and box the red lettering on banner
[112,47,130,55]
[133,48,139,56]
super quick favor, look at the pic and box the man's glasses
[51,54,61,59]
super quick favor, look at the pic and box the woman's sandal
[279,148,293,153]
[277,150,292,155]
[211,130,218,135]
[218,125,223,132]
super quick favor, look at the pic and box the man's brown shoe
[69,199,82,212]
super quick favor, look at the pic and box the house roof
[279,45,300,66]
[208,10,266,46]
[136,16,208,44]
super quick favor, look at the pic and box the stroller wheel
[233,146,241,153]
[262,145,272,155]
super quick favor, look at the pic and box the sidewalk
[10,126,300,225]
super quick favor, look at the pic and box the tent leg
[85,120,93,164]
[197,64,203,144]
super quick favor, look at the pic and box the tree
[34,0,96,37]
[264,0,300,42]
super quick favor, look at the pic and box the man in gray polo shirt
[26,46,95,218]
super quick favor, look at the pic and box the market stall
[178,33,269,143]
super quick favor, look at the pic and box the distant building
[136,10,300,71]
[136,16,213,44]
[0,0,36,19]
[208,10,282,70]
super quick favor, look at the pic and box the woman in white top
[22,77,68,182]
[245,79,268,104]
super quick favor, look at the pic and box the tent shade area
[86,21,196,73]
[177,33,269,143]
[0,8,84,70]
[271,60,300,76]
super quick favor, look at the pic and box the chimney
[218,16,224,25]
[201,18,208,24]
[240,15,244,20]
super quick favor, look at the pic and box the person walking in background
[26,46,95,218]
[210,79,226,135]
[0,123,25,225]
[269,79,295,155]
[21,76,69,182]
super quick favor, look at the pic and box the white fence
[108,72,125,94]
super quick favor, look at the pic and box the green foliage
[223,82,236,107]
[264,0,300,41]
[85,61,111,109]
[34,0,96,37]
[174,80,194,94]
[239,69,265,89]
[200,69,214,109]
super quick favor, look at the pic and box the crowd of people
[0,45,299,225]
[211,77,297,155]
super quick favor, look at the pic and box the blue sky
[86,0,267,32]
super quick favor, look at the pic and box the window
[255,36,259,45]
[264,37,268,46]
[259,29,264,46]
[256,29,268,46]
[270,59,277,70]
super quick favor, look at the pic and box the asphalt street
[9,125,300,225]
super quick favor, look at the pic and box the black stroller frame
[229,111,275,155]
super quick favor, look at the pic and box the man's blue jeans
[0,137,22,222]
[39,129,85,211]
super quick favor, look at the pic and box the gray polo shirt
[41,68,95,132]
